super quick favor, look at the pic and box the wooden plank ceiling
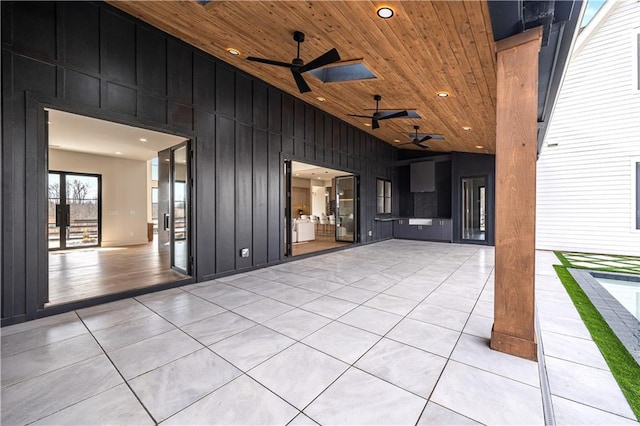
[108,1,498,153]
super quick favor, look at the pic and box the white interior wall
[49,149,149,246]
[311,185,327,216]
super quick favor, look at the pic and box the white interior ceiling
[47,109,187,161]
[291,161,352,181]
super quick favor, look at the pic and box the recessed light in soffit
[376,6,394,19]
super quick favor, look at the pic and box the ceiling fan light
[376,6,394,19]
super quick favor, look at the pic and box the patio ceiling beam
[491,26,543,361]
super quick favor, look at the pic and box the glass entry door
[158,142,192,275]
[461,176,486,241]
[48,172,101,250]
[335,175,357,243]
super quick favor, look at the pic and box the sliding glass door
[48,172,101,250]
[335,175,357,243]
[158,142,192,275]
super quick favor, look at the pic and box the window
[151,187,159,234]
[376,178,392,214]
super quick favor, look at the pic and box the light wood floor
[48,243,186,306]
[292,235,351,256]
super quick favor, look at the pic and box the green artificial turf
[552,262,640,420]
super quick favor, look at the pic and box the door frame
[169,141,193,275]
[335,174,359,243]
[460,175,488,243]
[47,170,103,251]
[29,96,197,316]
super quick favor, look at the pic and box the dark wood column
[491,27,543,361]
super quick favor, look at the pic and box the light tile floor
[1,241,638,425]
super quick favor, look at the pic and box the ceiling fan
[397,126,432,149]
[246,31,341,94]
[348,95,409,129]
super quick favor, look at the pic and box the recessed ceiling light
[437,91,449,98]
[475,145,484,149]
[462,126,472,131]
[115,151,122,155]
[364,123,371,127]
[295,173,300,176]
[393,139,400,142]
[317,177,322,179]
[139,138,147,142]
[376,6,394,19]
[226,47,240,56]
[316,96,326,102]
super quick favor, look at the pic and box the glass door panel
[65,174,100,248]
[171,145,189,274]
[48,172,100,250]
[462,177,486,241]
[335,175,357,243]
[48,172,61,249]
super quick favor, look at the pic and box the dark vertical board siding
[216,65,235,118]
[137,27,167,95]
[1,1,398,324]
[236,123,253,269]
[194,110,216,278]
[294,100,305,139]
[268,88,281,132]
[193,54,215,111]
[267,133,281,262]
[252,83,268,129]
[12,2,56,61]
[64,70,100,108]
[167,40,193,104]
[62,2,100,73]
[451,152,495,245]
[216,116,236,272]
[101,10,136,84]
[235,74,252,125]
[282,95,294,138]
[253,129,269,265]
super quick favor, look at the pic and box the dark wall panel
[167,40,193,104]
[137,27,167,95]
[62,2,100,73]
[13,2,56,61]
[216,64,234,118]
[101,10,136,84]
[1,1,397,324]
[194,109,216,278]
[252,129,269,265]
[216,116,236,273]
[236,123,253,269]
[65,70,100,108]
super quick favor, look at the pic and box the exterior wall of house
[536,0,640,256]
[1,1,397,323]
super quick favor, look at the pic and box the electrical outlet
[240,248,250,258]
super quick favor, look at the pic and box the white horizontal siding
[536,0,640,256]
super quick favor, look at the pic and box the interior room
[46,109,189,305]
[289,161,354,256]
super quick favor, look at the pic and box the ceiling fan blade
[348,114,374,119]
[291,69,311,93]
[372,119,380,129]
[419,135,433,143]
[415,143,429,149]
[299,48,341,73]
[378,110,409,121]
[247,57,292,68]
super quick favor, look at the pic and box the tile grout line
[72,310,160,425]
